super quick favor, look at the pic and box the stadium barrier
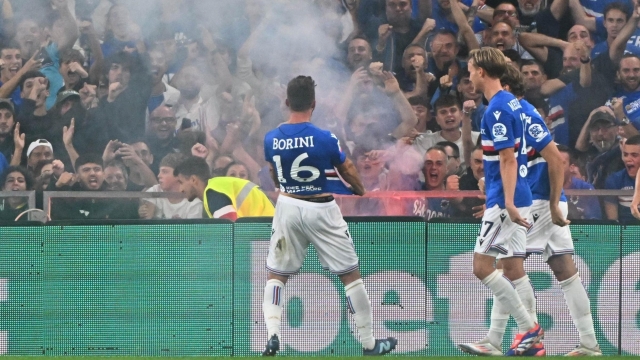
[0,218,638,356]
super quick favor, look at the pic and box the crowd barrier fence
[0,218,638,356]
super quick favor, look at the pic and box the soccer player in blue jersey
[461,48,543,356]
[460,66,601,356]
[260,76,397,356]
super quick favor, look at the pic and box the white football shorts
[526,200,574,261]
[474,204,531,259]
[266,195,359,276]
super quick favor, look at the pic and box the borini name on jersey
[272,136,315,150]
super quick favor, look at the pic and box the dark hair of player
[286,76,316,112]
[173,156,211,183]
[500,66,526,97]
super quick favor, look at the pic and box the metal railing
[0,191,37,221]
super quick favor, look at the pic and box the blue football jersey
[481,90,533,209]
[581,0,632,16]
[264,123,352,196]
[520,99,567,202]
[612,89,640,130]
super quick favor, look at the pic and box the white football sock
[482,270,535,333]
[485,268,509,348]
[560,273,598,348]
[513,275,538,325]
[263,279,285,338]
[345,279,376,350]
[487,295,509,348]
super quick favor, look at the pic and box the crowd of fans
[0,0,637,222]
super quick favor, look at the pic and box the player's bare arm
[268,163,280,188]
[336,158,366,196]
[539,142,570,227]
[499,147,528,227]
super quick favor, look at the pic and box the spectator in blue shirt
[558,145,603,220]
[0,150,8,175]
[604,134,640,223]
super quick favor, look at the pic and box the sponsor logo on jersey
[493,111,501,120]
[528,124,548,142]
[508,99,522,111]
[492,123,508,142]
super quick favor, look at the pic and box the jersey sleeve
[327,132,347,166]
[205,189,237,221]
[595,16,606,39]
[0,152,8,174]
[525,115,553,153]
[484,103,517,151]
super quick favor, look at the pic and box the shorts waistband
[277,194,336,208]
[298,195,335,203]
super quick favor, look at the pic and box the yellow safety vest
[203,177,275,218]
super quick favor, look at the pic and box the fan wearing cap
[26,139,54,172]
[575,107,624,189]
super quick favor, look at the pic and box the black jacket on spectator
[0,136,14,164]
[0,199,29,222]
[17,99,57,148]
[74,108,110,157]
[146,135,180,175]
[587,145,624,190]
[558,70,613,148]
[94,62,152,144]
[374,21,423,75]
[50,182,139,220]
[454,167,484,217]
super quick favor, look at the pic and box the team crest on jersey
[492,123,508,142]
[528,124,548,142]
[519,164,528,177]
